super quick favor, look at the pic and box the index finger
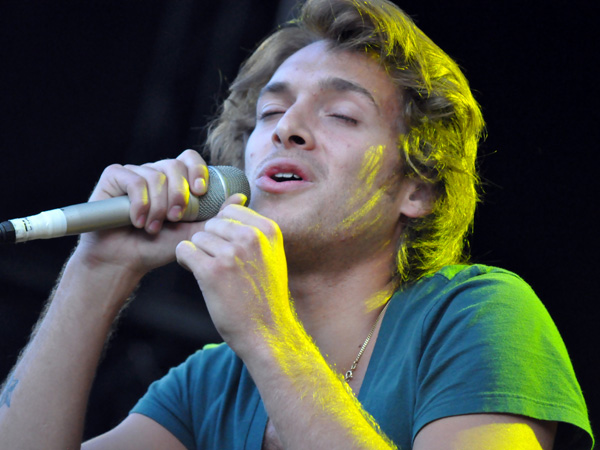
[176,149,209,197]
[217,203,280,239]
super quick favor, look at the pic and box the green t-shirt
[131,265,593,449]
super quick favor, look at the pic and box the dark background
[1,0,597,442]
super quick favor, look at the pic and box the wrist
[58,250,144,317]
[237,314,321,377]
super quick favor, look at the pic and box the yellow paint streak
[364,287,394,313]
[337,144,387,233]
[359,144,385,189]
[453,423,543,450]
[264,318,397,449]
[180,177,190,205]
[237,224,395,447]
[339,189,384,231]
[140,185,149,207]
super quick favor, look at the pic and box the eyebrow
[258,77,379,111]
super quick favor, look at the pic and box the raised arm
[0,150,232,449]
[174,205,558,450]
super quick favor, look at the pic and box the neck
[286,251,397,375]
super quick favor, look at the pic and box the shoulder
[398,264,546,326]
[391,265,592,448]
[414,264,536,297]
[398,264,563,361]
[129,342,256,449]
[155,342,243,400]
[131,342,240,409]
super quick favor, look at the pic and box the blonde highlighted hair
[206,0,484,284]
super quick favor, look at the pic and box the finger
[175,240,199,273]
[91,164,150,228]
[175,232,224,273]
[147,159,191,222]
[189,230,230,258]
[201,194,248,236]
[176,149,209,197]
[221,193,248,210]
[124,164,169,234]
[217,203,279,238]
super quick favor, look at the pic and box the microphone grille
[196,166,251,221]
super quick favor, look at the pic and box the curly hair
[205,0,485,284]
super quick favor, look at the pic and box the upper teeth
[273,173,301,181]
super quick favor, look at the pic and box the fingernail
[195,178,207,194]
[169,205,183,221]
[136,215,146,228]
[148,220,161,233]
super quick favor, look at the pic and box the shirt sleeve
[412,268,593,449]
[130,350,203,450]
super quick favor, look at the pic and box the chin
[249,196,300,222]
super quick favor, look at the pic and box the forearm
[0,254,141,449]
[242,317,396,450]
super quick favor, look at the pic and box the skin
[0,41,557,450]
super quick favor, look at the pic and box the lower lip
[255,176,311,193]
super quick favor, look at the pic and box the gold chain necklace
[344,301,391,382]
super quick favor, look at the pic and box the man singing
[0,0,592,448]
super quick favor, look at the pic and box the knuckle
[130,180,148,195]
[238,225,260,244]
[150,202,168,217]
[105,163,124,172]
[179,148,200,159]
[171,158,187,172]
[203,218,218,232]
[221,246,240,266]
[102,163,124,178]
[262,218,281,237]
[130,197,149,212]
[148,169,167,185]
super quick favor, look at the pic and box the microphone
[0,165,250,244]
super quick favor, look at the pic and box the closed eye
[331,114,358,125]
[258,110,284,120]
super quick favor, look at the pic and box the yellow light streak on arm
[259,310,398,449]
[414,415,557,450]
[236,231,396,448]
[452,423,544,450]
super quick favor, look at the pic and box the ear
[397,178,436,219]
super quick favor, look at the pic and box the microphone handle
[1,195,203,244]
[1,165,250,244]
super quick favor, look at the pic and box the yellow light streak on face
[364,286,394,313]
[359,143,385,189]
[452,423,543,450]
[337,144,388,234]
[339,190,385,232]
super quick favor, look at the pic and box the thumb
[220,193,248,211]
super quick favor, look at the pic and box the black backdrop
[1,0,597,441]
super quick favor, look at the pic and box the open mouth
[271,172,303,182]
[257,161,312,193]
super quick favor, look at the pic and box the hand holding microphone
[1,157,250,244]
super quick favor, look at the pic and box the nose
[271,106,315,150]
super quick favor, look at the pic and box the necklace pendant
[345,370,354,382]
